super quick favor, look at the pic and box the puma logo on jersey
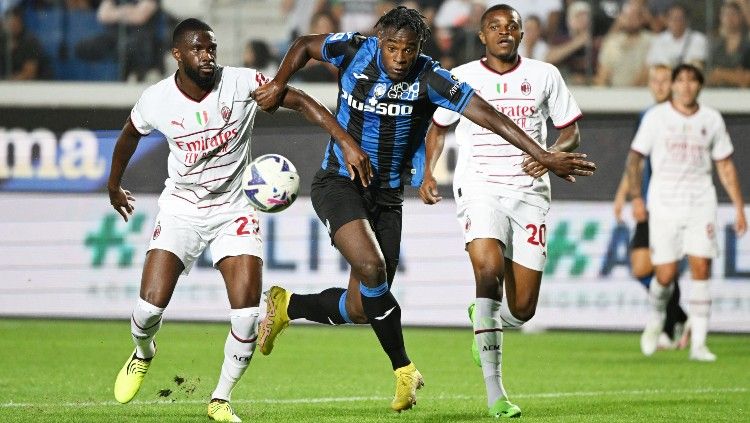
[353,73,369,80]
[170,117,185,129]
[375,306,396,320]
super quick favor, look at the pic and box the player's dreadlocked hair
[374,6,431,44]
[172,18,214,47]
[480,4,522,28]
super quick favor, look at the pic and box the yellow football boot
[208,399,241,422]
[391,362,424,412]
[258,286,292,355]
[114,349,153,404]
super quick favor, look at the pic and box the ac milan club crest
[706,223,715,239]
[521,79,531,96]
[465,216,471,232]
[153,223,161,240]
[221,105,231,122]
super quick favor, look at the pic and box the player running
[613,64,688,351]
[626,64,746,362]
[253,6,595,413]
[108,18,369,422]
[420,4,593,417]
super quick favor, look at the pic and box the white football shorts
[649,209,718,265]
[456,194,549,271]
[148,208,263,275]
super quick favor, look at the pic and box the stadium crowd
[1,0,749,87]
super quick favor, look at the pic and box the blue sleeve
[321,32,366,68]
[424,63,474,113]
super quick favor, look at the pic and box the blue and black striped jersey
[320,32,475,189]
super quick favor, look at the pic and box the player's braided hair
[172,18,214,47]
[374,6,431,44]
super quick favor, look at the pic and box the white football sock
[474,297,508,407]
[131,298,164,359]
[211,307,259,401]
[498,299,526,328]
[648,281,673,327]
[689,280,711,349]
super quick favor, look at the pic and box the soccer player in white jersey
[420,4,587,418]
[108,18,371,422]
[626,64,746,362]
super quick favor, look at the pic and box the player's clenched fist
[253,79,286,112]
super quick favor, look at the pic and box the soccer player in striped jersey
[108,18,369,422]
[627,64,746,362]
[613,64,688,352]
[253,6,595,413]
[420,4,591,417]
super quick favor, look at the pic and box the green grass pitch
[0,319,747,422]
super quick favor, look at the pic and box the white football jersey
[631,102,733,216]
[130,67,266,216]
[432,57,582,209]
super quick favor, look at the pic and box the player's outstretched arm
[716,157,747,236]
[280,86,373,187]
[461,95,596,181]
[107,119,141,222]
[625,150,647,223]
[419,123,448,205]
[254,34,329,111]
[522,123,581,178]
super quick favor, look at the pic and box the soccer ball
[241,154,300,213]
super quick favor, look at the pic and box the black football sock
[663,278,688,339]
[359,282,410,370]
[287,288,351,325]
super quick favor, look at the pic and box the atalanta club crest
[153,223,161,240]
[521,79,531,96]
[221,105,231,122]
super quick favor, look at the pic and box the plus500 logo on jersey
[341,91,413,116]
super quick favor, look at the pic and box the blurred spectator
[0,7,52,80]
[331,0,387,34]
[594,1,652,86]
[547,1,599,84]
[243,39,278,77]
[74,0,162,82]
[493,0,562,38]
[296,12,339,82]
[445,1,486,67]
[281,0,328,42]
[646,3,707,69]
[66,0,93,9]
[433,0,471,29]
[707,1,750,87]
[520,14,549,61]
[733,0,750,29]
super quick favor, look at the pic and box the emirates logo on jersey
[221,105,231,122]
[521,79,532,96]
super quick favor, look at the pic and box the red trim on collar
[479,56,522,76]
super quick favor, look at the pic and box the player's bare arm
[521,123,581,178]
[625,150,647,222]
[278,86,373,186]
[254,34,329,111]
[419,122,449,205]
[612,172,630,222]
[107,119,141,222]
[461,95,596,181]
[715,156,747,236]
